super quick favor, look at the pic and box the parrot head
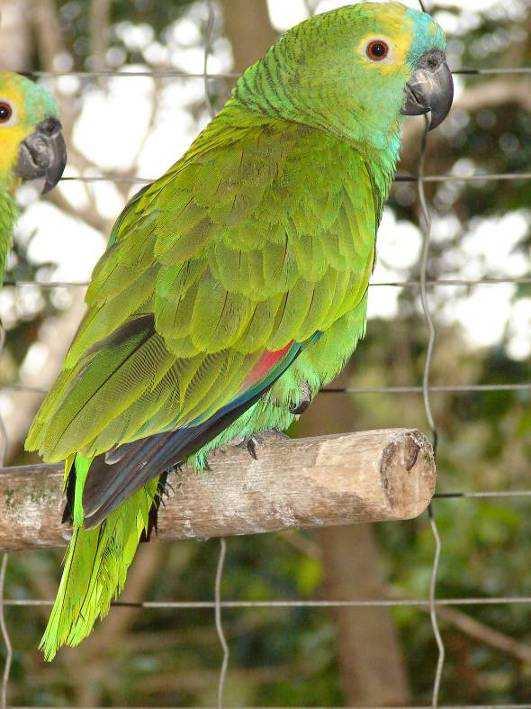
[235,2,453,149]
[0,72,67,194]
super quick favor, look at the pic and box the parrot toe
[232,435,261,459]
[246,437,259,460]
[230,431,288,460]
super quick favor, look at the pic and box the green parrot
[0,72,67,287]
[26,1,453,659]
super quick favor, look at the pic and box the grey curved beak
[401,49,454,131]
[16,117,67,193]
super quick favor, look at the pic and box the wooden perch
[0,429,435,551]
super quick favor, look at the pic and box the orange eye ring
[366,40,389,61]
[0,102,13,123]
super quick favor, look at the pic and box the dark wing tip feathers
[80,382,270,528]
[70,344,303,529]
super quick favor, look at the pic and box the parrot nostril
[39,117,62,136]
[421,49,445,72]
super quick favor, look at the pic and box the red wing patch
[242,341,294,390]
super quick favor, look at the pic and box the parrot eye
[0,102,13,123]
[366,40,390,62]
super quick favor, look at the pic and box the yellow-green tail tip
[39,481,157,659]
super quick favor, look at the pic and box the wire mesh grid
[0,0,529,707]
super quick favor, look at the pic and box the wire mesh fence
[0,0,529,707]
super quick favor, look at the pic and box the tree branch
[46,188,110,234]
[436,605,531,665]
[89,0,112,72]
[0,429,435,550]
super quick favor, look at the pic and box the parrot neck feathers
[231,29,405,163]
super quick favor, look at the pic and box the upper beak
[401,49,454,131]
[16,117,67,193]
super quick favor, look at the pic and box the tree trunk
[0,0,31,70]
[300,368,411,705]
[320,524,411,706]
[220,0,277,74]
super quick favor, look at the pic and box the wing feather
[27,115,379,525]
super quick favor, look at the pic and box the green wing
[27,113,377,465]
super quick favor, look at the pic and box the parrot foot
[231,430,287,460]
[232,435,260,460]
[246,437,259,460]
[160,479,176,501]
[289,381,312,415]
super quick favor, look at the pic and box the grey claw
[246,438,258,460]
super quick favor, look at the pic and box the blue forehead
[405,8,446,65]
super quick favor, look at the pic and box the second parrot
[0,72,66,287]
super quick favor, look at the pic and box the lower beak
[401,50,454,131]
[16,117,67,193]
